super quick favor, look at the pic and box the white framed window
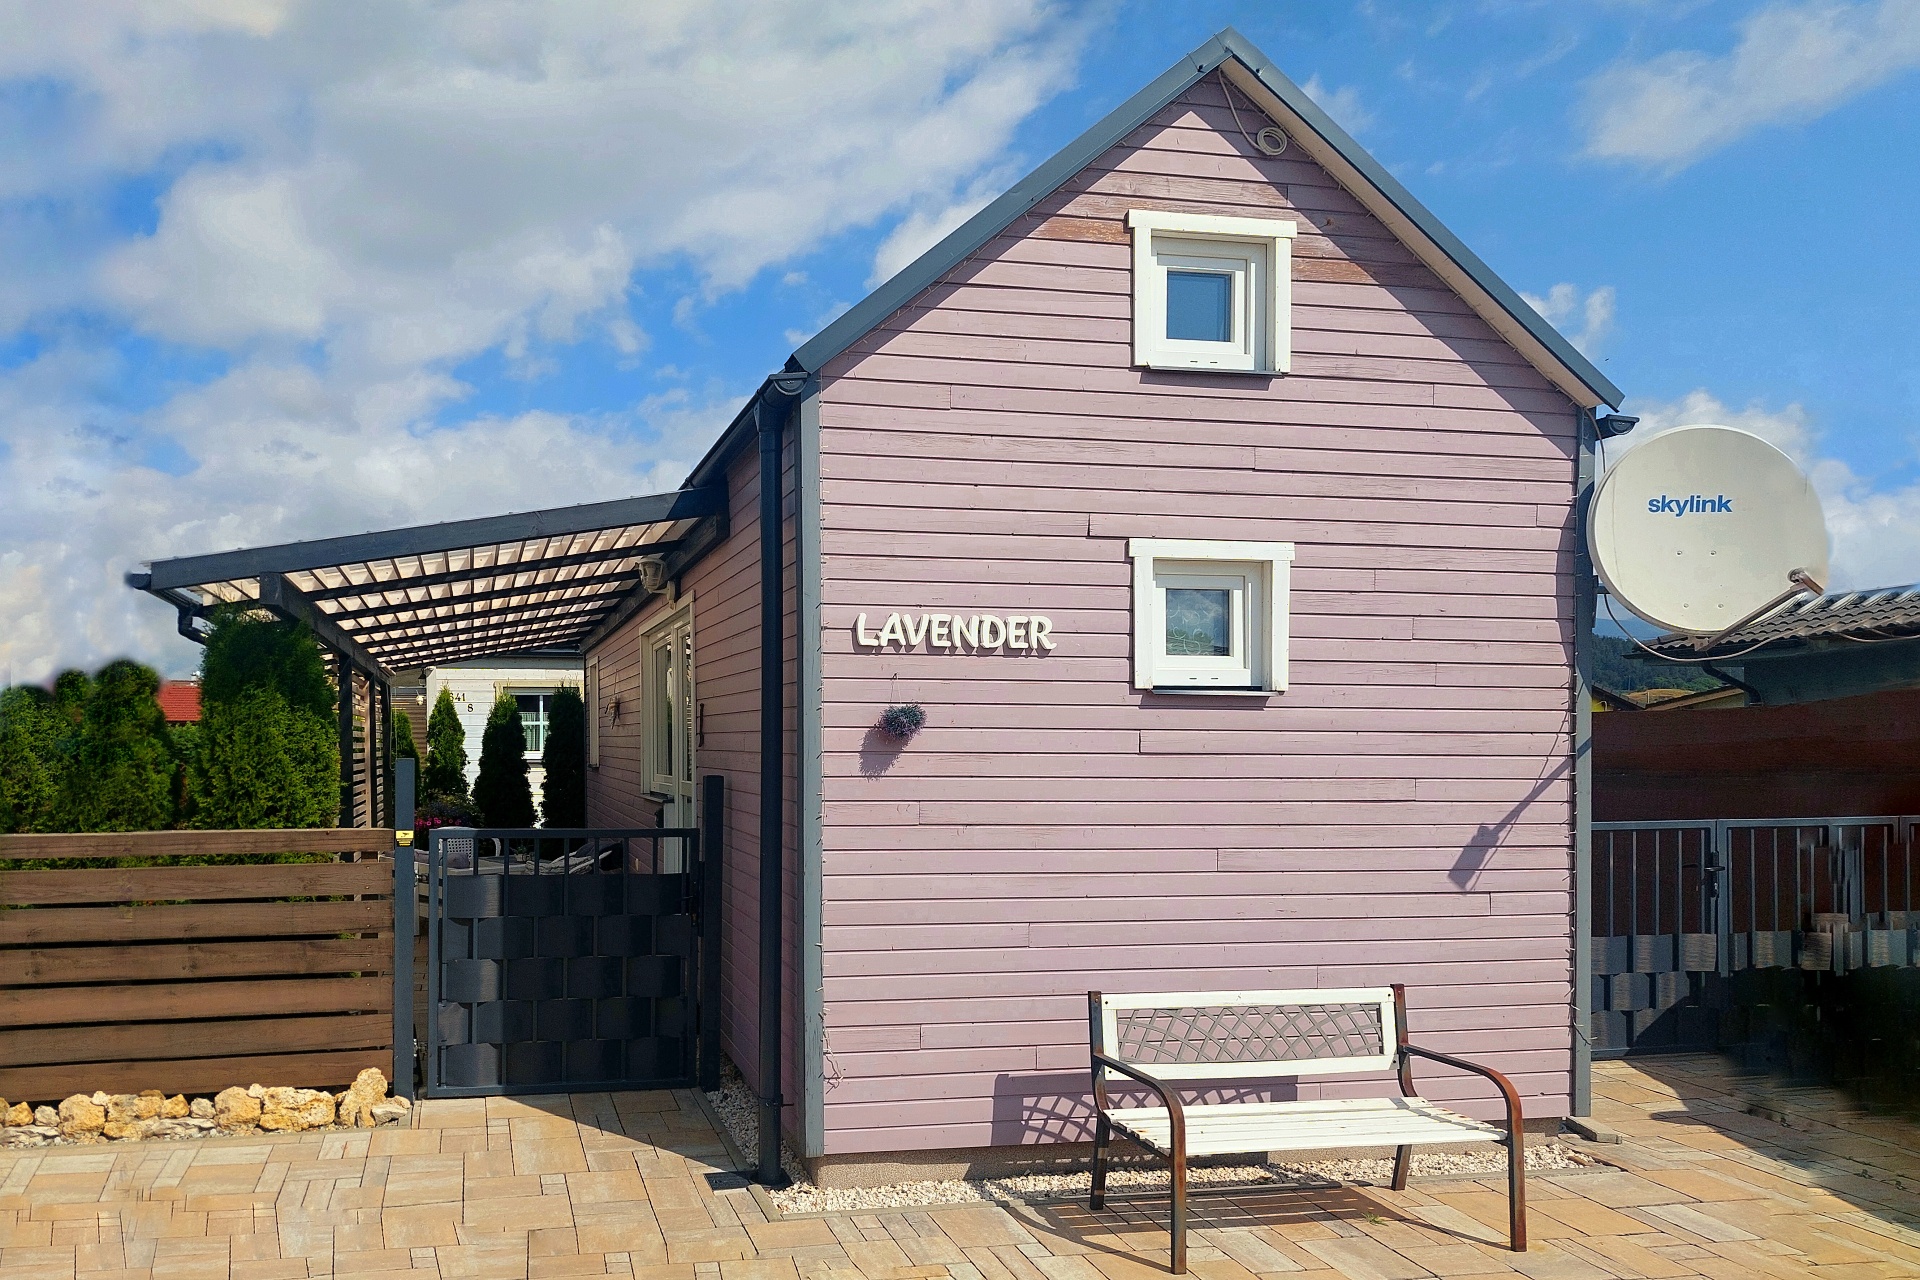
[1129,538,1295,692]
[506,688,556,757]
[1128,210,1297,374]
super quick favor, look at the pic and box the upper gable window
[1128,210,1297,374]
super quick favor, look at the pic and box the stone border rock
[0,1068,411,1149]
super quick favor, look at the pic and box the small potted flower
[878,704,926,741]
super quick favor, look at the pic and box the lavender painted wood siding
[586,437,803,1127]
[812,76,1580,1155]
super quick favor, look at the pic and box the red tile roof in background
[157,680,201,724]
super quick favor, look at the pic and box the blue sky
[2,0,1916,679]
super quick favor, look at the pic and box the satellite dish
[1588,425,1828,636]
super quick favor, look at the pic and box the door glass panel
[1165,270,1233,342]
[652,643,674,779]
[1165,588,1231,655]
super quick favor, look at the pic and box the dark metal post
[700,772,725,1092]
[338,654,357,828]
[392,757,417,1099]
[755,394,789,1188]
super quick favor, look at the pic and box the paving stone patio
[3,1056,1919,1279]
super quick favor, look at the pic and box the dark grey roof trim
[785,27,1621,408]
[787,41,1221,376]
[1211,33,1621,408]
[142,487,721,591]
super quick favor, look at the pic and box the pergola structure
[128,487,723,826]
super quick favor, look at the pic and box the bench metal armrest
[1091,1052,1187,1151]
[1399,1043,1525,1139]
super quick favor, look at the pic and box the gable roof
[786,26,1621,409]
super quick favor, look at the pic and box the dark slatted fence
[0,829,398,1102]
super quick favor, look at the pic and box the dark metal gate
[423,824,707,1096]
[1591,816,1920,1055]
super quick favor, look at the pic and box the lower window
[1128,539,1295,692]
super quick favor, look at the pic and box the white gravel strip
[705,1062,1597,1216]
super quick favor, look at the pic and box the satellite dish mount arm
[1687,568,1824,653]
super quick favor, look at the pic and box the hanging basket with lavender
[878,704,926,741]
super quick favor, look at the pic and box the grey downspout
[797,385,826,1161]
[1571,408,1596,1117]
[756,375,805,1188]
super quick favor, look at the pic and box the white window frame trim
[585,657,600,768]
[640,600,695,804]
[501,686,558,761]
[1129,209,1297,374]
[1128,538,1295,693]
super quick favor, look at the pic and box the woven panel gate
[424,826,702,1096]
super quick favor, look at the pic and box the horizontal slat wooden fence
[0,828,397,1102]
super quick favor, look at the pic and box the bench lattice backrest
[1092,987,1400,1080]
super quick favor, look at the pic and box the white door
[645,607,695,871]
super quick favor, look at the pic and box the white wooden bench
[1088,985,1526,1272]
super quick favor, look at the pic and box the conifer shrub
[472,693,536,828]
[187,609,338,830]
[200,604,335,717]
[0,684,62,833]
[2,665,175,836]
[392,708,421,767]
[389,707,421,825]
[540,686,587,829]
[58,659,175,832]
[423,688,469,805]
[189,686,338,829]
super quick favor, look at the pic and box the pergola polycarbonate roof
[130,488,722,678]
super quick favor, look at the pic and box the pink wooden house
[133,28,1624,1184]
[582,29,1621,1182]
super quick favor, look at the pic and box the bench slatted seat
[1088,985,1526,1273]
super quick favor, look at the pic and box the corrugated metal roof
[1648,584,1920,658]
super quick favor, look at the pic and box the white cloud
[0,348,745,683]
[1608,389,1920,591]
[1583,0,1920,169]
[1301,74,1376,134]
[1521,282,1616,357]
[0,0,1092,682]
[868,174,1009,287]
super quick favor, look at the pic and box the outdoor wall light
[1597,413,1640,438]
